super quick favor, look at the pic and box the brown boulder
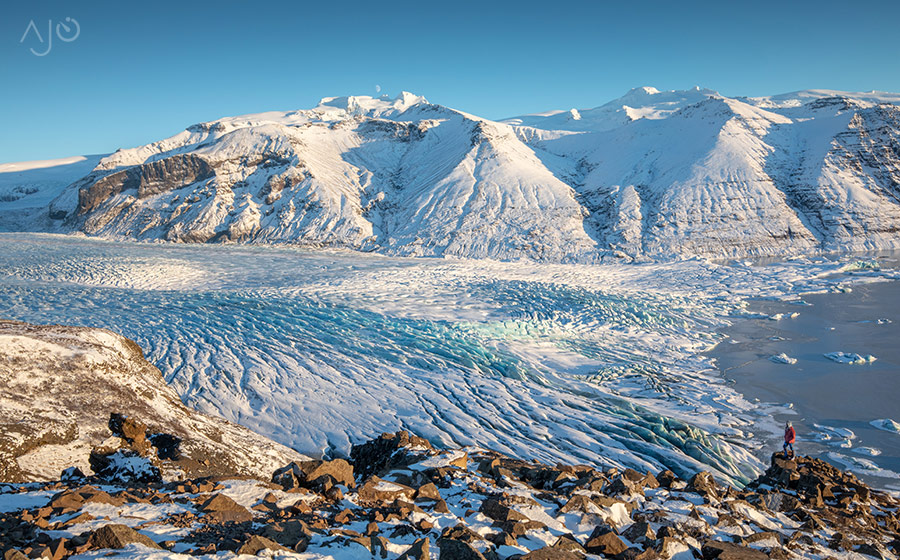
[480,497,528,522]
[437,538,488,560]
[607,476,645,497]
[260,520,313,547]
[656,470,679,488]
[350,431,434,479]
[622,521,656,543]
[415,482,442,501]
[198,493,253,523]
[688,472,720,501]
[357,476,416,503]
[397,537,431,560]
[237,535,288,555]
[272,459,355,491]
[521,547,582,560]
[440,524,485,543]
[701,541,768,560]
[559,494,595,514]
[88,524,162,550]
[553,534,586,554]
[584,527,628,556]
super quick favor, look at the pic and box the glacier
[2,87,900,261]
[2,233,896,486]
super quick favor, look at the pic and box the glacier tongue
[2,234,893,485]
[2,86,900,261]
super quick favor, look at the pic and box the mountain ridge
[2,87,899,262]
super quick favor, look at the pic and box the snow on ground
[0,234,898,487]
[0,154,106,232]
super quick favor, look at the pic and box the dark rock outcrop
[77,154,214,216]
[350,430,434,479]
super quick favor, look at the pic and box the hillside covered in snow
[0,320,306,482]
[2,87,900,261]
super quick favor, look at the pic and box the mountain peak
[315,91,428,118]
[625,86,662,97]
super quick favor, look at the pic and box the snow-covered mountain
[3,87,900,261]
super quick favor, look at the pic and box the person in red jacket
[783,421,796,457]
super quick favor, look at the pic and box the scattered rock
[272,459,355,491]
[88,523,162,550]
[437,538,488,560]
[701,541,768,560]
[622,521,656,543]
[688,472,720,501]
[552,534,586,554]
[260,519,313,548]
[415,482,442,501]
[198,493,253,523]
[521,547,582,559]
[357,476,416,503]
[60,466,84,481]
[656,469,679,488]
[350,431,434,479]
[480,496,528,522]
[89,448,162,484]
[397,537,431,560]
[584,527,628,556]
[237,535,288,554]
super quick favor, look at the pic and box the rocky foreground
[1,426,899,560]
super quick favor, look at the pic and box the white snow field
[0,155,105,232]
[2,234,897,487]
[1,87,900,261]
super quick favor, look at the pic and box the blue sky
[2,0,899,163]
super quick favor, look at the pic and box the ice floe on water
[769,353,798,365]
[853,446,882,456]
[870,418,900,434]
[828,452,900,479]
[823,351,877,364]
[839,259,882,273]
[813,424,856,448]
[768,312,800,321]
[0,234,898,487]
[854,317,893,324]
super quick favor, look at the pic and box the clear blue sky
[2,0,899,163]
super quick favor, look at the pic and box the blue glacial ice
[0,233,894,486]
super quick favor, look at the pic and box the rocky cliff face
[3,88,900,261]
[0,320,306,483]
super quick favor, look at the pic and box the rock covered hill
[1,429,898,560]
[2,87,900,261]
[0,320,307,482]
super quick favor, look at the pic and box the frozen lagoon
[711,266,900,490]
[1,233,898,487]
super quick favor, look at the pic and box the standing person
[783,421,795,457]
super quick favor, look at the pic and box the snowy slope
[2,88,899,260]
[0,155,106,232]
[0,320,307,482]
